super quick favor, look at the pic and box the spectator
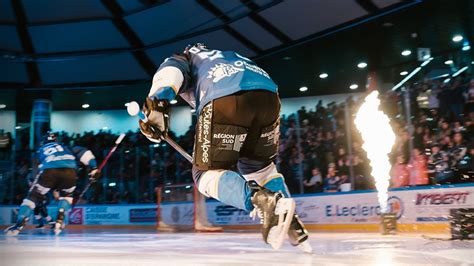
[0,130,12,160]
[391,154,409,188]
[427,144,453,184]
[408,148,429,186]
[304,168,323,193]
[324,164,340,192]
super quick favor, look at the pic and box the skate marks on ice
[0,231,473,265]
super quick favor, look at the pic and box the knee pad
[58,197,73,212]
[21,199,36,209]
[242,162,290,197]
[194,168,252,211]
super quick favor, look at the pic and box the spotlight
[357,62,367,69]
[452,35,463,43]
[319,73,328,79]
[0,104,6,109]
[82,104,90,109]
[444,60,453,65]
[170,99,178,104]
[400,71,408,76]
[349,84,358,90]
[299,86,308,92]
[401,50,412,56]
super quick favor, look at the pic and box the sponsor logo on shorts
[200,103,212,163]
[69,208,83,225]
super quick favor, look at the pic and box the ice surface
[0,229,473,265]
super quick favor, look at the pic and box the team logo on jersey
[207,63,244,83]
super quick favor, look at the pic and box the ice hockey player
[138,43,311,252]
[5,132,99,236]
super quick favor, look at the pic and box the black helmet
[42,131,57,144]
[183,43,208,54]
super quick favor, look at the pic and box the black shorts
[193,90,280,170]
[28,168,78,203]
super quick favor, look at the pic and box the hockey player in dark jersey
[139,43,311,252]
[5,132,98,236]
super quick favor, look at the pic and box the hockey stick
[73,133,126,206]
[127,101,192,163]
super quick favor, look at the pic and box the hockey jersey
[37,143,97,171]
[156,48,278,113]
[37,142,76,170]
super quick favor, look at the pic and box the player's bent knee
[21,199,36,210]
[58,197,73,205]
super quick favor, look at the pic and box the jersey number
[44,145,64,155]
[188,47,223,61]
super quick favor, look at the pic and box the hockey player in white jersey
[139,44,310,251]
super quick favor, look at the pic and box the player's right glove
[139,97,170,143]
[88,168,101,183]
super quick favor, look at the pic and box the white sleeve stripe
[80,150,95,166]
[148,66,184,97]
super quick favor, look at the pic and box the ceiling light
[444,60,453,65]
[299,86,308,92]
[452,35,463,42]
[462,45,471,51]
[349,84,358,90]
[282,56,292,60]
[102,126,108,130]
[319,73,328,79]
[15,126,21,129]
[357,62,367,69]
[124,102,130,107]
[0,104,6,109]
[190,109,196,113]
[170,99,178,104]
[400,71,408,76]
[82,104,90,109]
[401,50,412,56]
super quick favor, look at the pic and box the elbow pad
[148,66,184,100]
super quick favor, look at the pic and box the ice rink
[0,229,473,265]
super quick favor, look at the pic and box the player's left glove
[88,168,101,183]
[139,97,170,143]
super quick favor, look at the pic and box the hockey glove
[88,168,101,183]
[139,97,170,143]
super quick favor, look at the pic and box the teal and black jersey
[37,142,76,171]
[156,48,278,114]
[37,143,97,171]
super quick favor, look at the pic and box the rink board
[1,184,473,232]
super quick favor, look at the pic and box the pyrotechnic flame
[354,91,396,213]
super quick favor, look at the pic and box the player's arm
[148,54,190,102]
[72,146,100,181]
[140,55,190,143]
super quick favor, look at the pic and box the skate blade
[195,226,224,233]
[268,198,296,250]
[5,230,19,236]
[296,240,313,254]
[54,223,62,236]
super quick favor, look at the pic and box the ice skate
[4,217,28,236]
[288,214,312,253]
[249,181,295,250]
[195,221,223,233]
[54,209,66,236]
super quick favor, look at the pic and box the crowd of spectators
[1,74,473,204]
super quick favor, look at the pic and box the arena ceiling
[0,0,473,113]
